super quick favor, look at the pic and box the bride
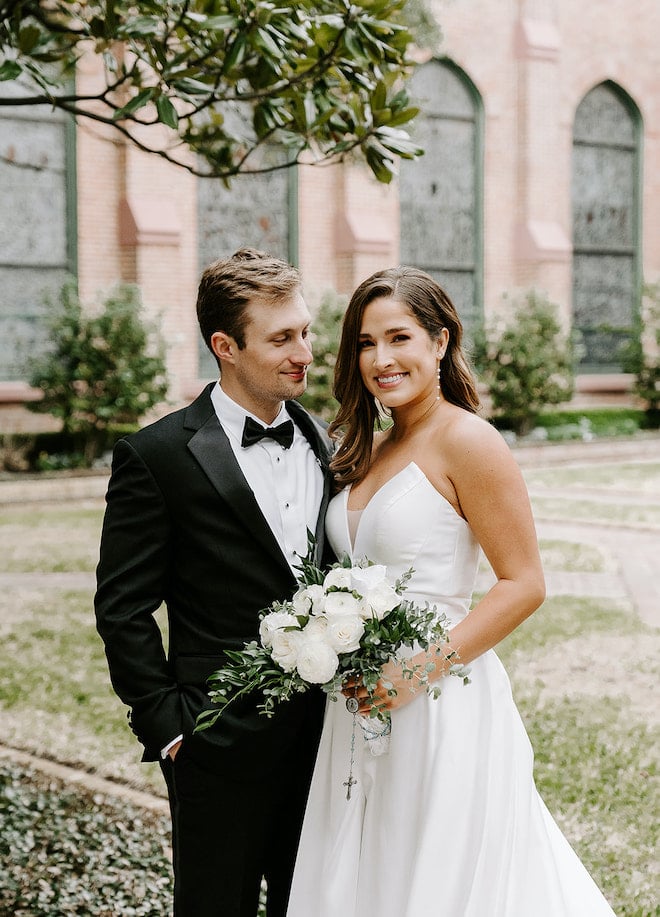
[286,266,616,916]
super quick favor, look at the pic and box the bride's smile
[358,295,446,411]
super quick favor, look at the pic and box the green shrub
[622,281,660,428]
[489,408,646,442]
[27,281,169,465]
[472,290,577,435]
[534,408,643,440]
[298,289,347,423]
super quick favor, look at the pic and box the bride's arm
[440,414,546,665]
[364,414,545,713]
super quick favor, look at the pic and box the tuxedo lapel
[286,400,334,564]
[183,387,334,571]
[185,388,292,574]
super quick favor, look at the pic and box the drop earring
[436,358,442,399]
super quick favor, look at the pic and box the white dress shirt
[210,381,324,569]
[162,382,324,759]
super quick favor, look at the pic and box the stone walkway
[0,743,169,814]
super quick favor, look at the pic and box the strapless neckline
[343,462,466,556]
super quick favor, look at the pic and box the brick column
[514,0,572,321]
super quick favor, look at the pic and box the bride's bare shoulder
[439,406,512,463]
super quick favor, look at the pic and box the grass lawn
[498,595,660,916]
[524,461,660,494]
[0,505,105,573]
[0,461,658,916]
[531,496,660,528]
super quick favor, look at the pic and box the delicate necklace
[415,398,440,424]
[394,398,439,435]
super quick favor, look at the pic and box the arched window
[399,59,483,335]
[0,95,76,382]
[572,82,642,372]
[196,154,294,378]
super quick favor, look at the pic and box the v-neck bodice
[326,462,480,623]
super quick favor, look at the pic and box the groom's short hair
[196,247,301,352]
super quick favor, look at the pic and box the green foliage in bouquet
[196,534,470,735]
[472,290,577,436]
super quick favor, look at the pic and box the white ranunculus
[323,567,353,590]
[295,637,339,684]
[259,611,300,648]
[324,591,361,618]
[302,615,329,641]
[327,614,364,653]
[270,628,302,672]
[364,581,400,620]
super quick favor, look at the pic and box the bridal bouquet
[196,537,470,751]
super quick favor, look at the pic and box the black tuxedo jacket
[95,384,333,774]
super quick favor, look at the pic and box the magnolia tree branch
[0,0,428,183]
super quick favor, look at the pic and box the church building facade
[0,0,658,427]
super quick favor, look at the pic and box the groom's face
[213,292,313,423]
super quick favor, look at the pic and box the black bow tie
[241,416,295,449]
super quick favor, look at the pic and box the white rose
[323,567,353,590]
[350,564,388,594]
[270,628,302,672]
[295,637,339,684]
[364,581,400,620]
[327,614,364,653]
[259,611,300,648]
[324,591,362,618]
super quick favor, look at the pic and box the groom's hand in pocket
[168,740,183,761]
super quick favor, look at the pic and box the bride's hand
[343,660,421,715]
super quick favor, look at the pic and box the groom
[95,248,333,916]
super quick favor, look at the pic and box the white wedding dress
[286,462,616,917]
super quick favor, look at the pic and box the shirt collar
[210,381,291,445]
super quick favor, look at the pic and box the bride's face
[357,296,445,410]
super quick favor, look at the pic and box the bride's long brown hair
[329,266,480,487]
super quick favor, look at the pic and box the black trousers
[160,732,318,917]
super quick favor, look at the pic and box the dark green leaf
[113,87,155,120]
[223,33,246,74]
[156,94,178,129]
[0,60,21,81]
[117,16,161,38]
[17,25,41,54]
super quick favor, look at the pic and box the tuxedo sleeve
[95,437,182,757]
